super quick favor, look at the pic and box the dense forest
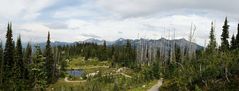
[0,17,239,91]
[0,23,59,90]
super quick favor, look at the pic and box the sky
[0,0,239,46]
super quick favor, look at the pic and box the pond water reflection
[66,69,84,76]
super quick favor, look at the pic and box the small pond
[66,69,84,77]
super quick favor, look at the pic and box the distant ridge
[23,38,203,50]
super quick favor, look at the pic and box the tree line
[0,23,59,90]
[56,40,137,69]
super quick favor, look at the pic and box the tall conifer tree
[44,32,55,83]
[230,34,236,50]
[23,42,32,89]
[32,45,47,90]
[0,42,3,87]
[207,22,217,53]
[3,23,15,90]
[24,43,32,64]
[220,17,230,51]
[236,23,239,48]
[14,36,25,90]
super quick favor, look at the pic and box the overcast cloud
[97,0,239,18]
[0,0,238,46]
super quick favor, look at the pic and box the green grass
[66,56,115,74]
[47,78,85,91]
[67,57,111,69]
[49,56,154,91]
[128,80,158,91]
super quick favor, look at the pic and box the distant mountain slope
[22,41,73,49]
[113,38,203,50]
[23,38,203,50]
[83,38,105,45]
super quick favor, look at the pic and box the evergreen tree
[126,40,132,59]
[220,17,230,51]
[98,40,107,61]
[112,46,119,67]
[110,45,115,59]
[31,46,47,90]
[103,40,107,60]
[44,32,56,84]
[236,23,239,48]
[23,42,32,89]
[103,40,106,49]
[151,61,160,79]
[124,40,136,67]
[24,43,32,64]
[230,34,236,50]
[14,35,25,90]
[0,42,3,86]
[2,23,15,90]
[207,22,217,53]
[59,56,67,77]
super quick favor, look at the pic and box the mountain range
[25,38,203,50]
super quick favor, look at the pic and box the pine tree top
[220,17,230,51]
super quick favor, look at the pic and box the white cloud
[0,0,238,47]
[8,13,235,46]
[97,0,239,18]
[15,23,50,42]
[53,6,97,19]
[61,15,201,44]
[0,0,56,21]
